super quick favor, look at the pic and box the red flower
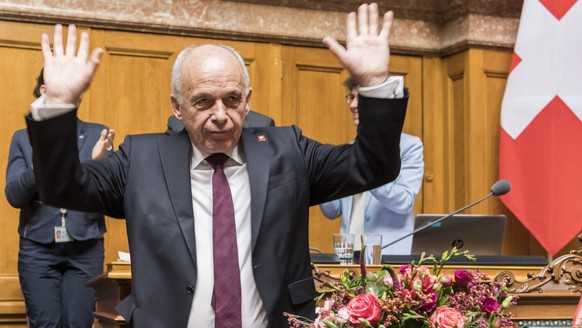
[453,269,474,287]
[419,292,438,314]
[479,297,501,315]
[338,293,382,325]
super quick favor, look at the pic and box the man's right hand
[41,24,103,105]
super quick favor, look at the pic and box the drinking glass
[361,234,383,265]
[332,233,355,265]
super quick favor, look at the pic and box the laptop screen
[411,214,507,256]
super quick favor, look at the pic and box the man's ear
[170,95,182,120]
[40,85,47,96]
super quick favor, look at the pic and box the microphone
[490,179,511,196]
[381,179,511,250]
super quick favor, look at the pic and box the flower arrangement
[285,248,518,328]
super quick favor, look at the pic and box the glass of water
[333,233,355,265]
[361,234,383,265]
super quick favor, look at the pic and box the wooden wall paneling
[0,21,50,325]
[0,275,26,326]
[464,49,509,214]
[444,52,468,213]
[481,49,511,213]
[245,43,282,122]
[421,56,450,214]
[0,22,43,274]
[464,49,489,213]
[281,45,349,253]
[428,53,463,215]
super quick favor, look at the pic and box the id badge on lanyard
[55,208,73,243]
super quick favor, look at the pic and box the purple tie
[206,153,242,327]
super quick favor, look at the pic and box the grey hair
[344,76,358,90]
[171,44,250,104]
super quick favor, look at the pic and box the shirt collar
[191,143,244,170]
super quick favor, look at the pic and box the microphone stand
[381,191,494,250]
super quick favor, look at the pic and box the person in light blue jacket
[320,77,424,255]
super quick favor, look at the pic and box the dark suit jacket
[26,95,407,327]
[5,121,107,243]
[167,110,275,134]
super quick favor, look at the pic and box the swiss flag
[499,0,582,256]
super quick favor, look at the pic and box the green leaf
[322,319,339,328]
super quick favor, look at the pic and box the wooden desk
[87,262,131,328]
[91,251,582,327]
[312,262,580,323]
[312,263,544,281]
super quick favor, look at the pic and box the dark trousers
[18,237,104,328]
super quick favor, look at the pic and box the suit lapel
[241,129,270,249]
[158,131,197,265]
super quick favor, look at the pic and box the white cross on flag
[500,0,582,256]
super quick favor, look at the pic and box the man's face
[171,46,251,154]
[346,88,359,126]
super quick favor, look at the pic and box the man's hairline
[171,44,250,105]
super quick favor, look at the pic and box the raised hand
[92,128,116,160]
[323,3,393,87]
[41,24,103,105]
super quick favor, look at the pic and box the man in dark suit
[167,110,275,134]
[26,3,407,327]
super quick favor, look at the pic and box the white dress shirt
[187,145,267,328]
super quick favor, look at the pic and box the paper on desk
[118,251,131,262]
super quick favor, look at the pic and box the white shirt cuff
[358,75,404,99]
[30,95,77,121]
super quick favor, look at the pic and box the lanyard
[59,208,67,227]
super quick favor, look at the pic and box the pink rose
[313,298,336,326]
[340,293,382,326]
[429,306,466,328]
